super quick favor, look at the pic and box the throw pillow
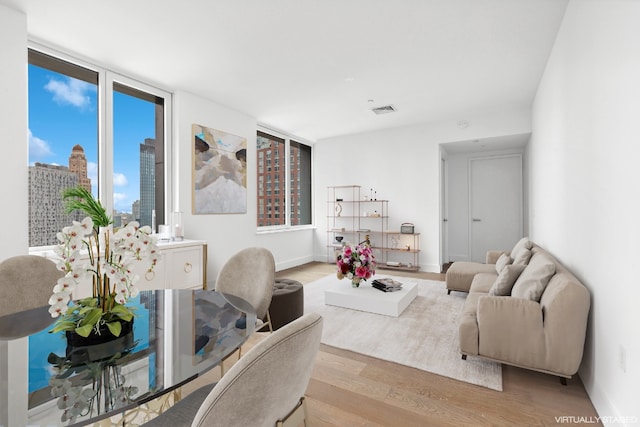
[513,248,532,265]
[511,254,556,301]
[489,264,526,296]
[510,237,533,261]
[495,253,513,274]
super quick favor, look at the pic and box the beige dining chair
[143,312,323,427]
[215,247,276,374]
[0,255,64,338]
[215,247,275,331]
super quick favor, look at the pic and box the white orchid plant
[48,187,159,338]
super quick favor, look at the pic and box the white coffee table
[324,277,418,317]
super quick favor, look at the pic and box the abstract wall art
[192,124,247,214]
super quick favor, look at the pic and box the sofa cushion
[495,253,513,274]
[510,237,532,260]
[445,262,496,293]
[511,254,556,301]
[488,264,526,296]
[513,248,532,265]
[469,273,498,294]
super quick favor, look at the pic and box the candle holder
[172,211,184,241]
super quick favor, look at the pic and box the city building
[256,132,285,227]
[67,144,91,192]
[28,162,81,246]
[139,138,155,228]
[132,200,141,222]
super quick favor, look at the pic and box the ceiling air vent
[371,104,397,115]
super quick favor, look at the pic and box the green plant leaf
[49,320,77,334]
[74,323,95,337]
[78,308,103,327]
[109,304,134,322]
[106,321,122,337]
[78,297,99,307]
[62,186,112,227]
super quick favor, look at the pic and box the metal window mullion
[101,72,115,217]
[284,138,291,227]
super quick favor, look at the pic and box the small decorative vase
[351,279,360,288]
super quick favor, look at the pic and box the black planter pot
[65,319,134,364]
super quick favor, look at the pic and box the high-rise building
[28,163,81,246]
[256,132,310,227]
[29,144,92,246]
[139,138,155,227]
[256,133,286,227]
[68,144,91,192]
[132,200,141,222]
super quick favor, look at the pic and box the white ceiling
[2,0,568,142]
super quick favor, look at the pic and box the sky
[28,64,155,214]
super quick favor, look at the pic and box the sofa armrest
[485,250,508,264]
[476,296,545,368]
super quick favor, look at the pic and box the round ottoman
[265,279,304,331]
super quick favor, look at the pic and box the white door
[469,155,522,262]
[440,157,448,269]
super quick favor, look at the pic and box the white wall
[174,91,315,286]
[530,0,640,424]
[0,5,30,427]
[314,109,532,272]
[0,5,28,257]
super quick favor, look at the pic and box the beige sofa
[445,237,534,294]
[457,241,591,382]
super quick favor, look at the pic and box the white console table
[31,239,208,297]
[135,239,207,291]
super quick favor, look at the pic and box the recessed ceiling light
[457,120,470,129]
[344,77,356,83]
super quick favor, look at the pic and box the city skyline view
[28,63,156,214]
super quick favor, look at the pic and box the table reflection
[0,289,256,426]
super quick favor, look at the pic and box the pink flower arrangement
[336,240,376,287]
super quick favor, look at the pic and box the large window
[256,130,312,228]
[28,47,171,247]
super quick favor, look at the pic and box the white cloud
[113,173,128,187]
[28,129,54,159]
[113,193,128,204]
[44,77,94,110]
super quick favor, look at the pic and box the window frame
[27,41,173,250]
[256,126,313,232]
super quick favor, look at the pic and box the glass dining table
[0,289,257,426]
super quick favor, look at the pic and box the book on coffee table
[372,278,403,292]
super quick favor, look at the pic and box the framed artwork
[192,124,247,214]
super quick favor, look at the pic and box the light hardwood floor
[184,262,601,426]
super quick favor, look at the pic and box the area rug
[303,274,503,391]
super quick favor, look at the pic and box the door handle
[443,218,448,222]
[472,218,481,222]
